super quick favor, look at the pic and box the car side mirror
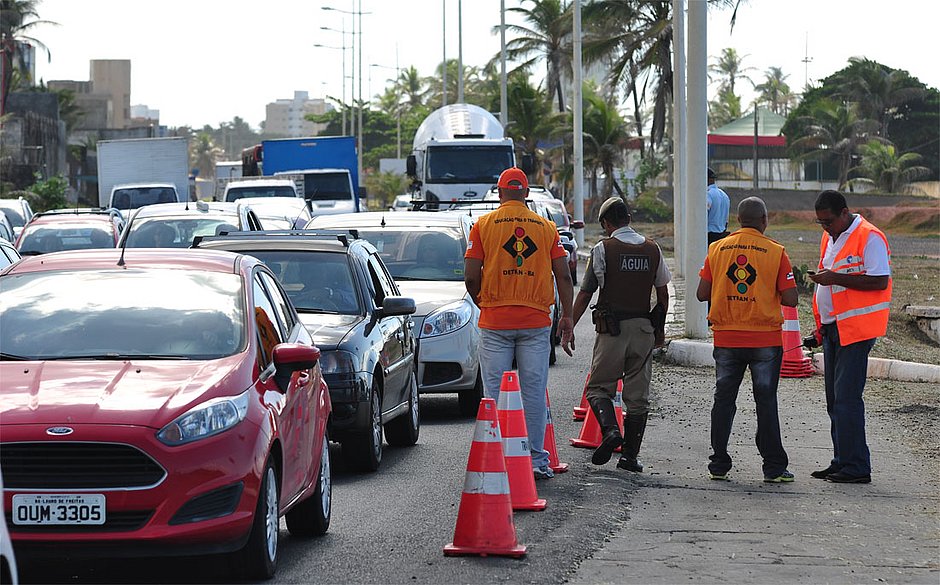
[570,220,585,230]
[406,155,417,177]
[376,296,416,318]
[272,343,321,392]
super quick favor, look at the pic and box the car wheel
[458,370,483,418]
[342,382,383,472]
[238,459,279,580]
[286,431,331,537]
[385,369,420,447]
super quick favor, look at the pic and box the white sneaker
[533,466,555,480]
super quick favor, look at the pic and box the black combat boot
[617,412,648,472]
[588,396,622,465]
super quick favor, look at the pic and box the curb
[663,339,940,383]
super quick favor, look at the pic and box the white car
[222,178,300,202]
[1,470,19,585]
[307,211,484,417]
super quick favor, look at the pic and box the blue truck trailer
[258,136,361,214]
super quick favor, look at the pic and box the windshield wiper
[0,352,30,361]
[67,353,193,360]
[296,308,342,315]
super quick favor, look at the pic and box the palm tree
[832,57,926,141]
[502,71,563,184]
[395,66,428,109]
[708,87,742,130]
[709,47,754,96]
[190,132,222,179]
[846,140,931,194]
[497,0,571,113]
[790,99,880,189]
[1,0,55,114]
[753,66,796,115]
[579,83,632,202]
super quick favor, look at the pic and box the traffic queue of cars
[0,186,578,580]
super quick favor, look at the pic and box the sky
[27,0,940,130]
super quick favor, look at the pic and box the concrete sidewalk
[565,362,939,584]
[566,254,940,584]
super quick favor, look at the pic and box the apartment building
[264,91,332,137]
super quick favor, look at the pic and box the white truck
[96,137,190,210]
[406,103,530,206]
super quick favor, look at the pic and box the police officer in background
[568,197,671,471]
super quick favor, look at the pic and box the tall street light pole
[323,3,370,188]
[499,0,507,128]
[318,23,349,135]
[371,60,401,159]
[457,0,464,103]
[442,0,447,107]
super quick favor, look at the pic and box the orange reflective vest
[474,201,558,313]
[812,217,892,345]
[706,228,786,333]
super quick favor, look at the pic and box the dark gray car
[193,230,419,472]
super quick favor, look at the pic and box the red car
[0,248,332,579]
[14,208,125,255]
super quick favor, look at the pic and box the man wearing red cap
[464,167,575,480]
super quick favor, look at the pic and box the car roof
[27,212,117,226]
[131,202,241,218]
[225,179,296,188]
[308,211,470,229]
[194,230,363,254]
[112,182,177,190]
[1,248,245,276]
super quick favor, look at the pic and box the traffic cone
[570,380,625,450]
[572,373,590,421]
[496,371,547,511]
[780,305,814,378]
[444,398,527,558]
[543,388,569,474]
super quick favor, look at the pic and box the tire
[238,459,279,580]
[286,432,331,537]
[385,370,420,447]
[458,370,484,418]
[342,382,383,472]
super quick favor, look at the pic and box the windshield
[225,186,296,201]
[303,173,352,201]
[0,269,245,360]
[124,216,240,248]
[426,146,514,184]
[354,227,465,281]
[246,250,361,314]
[0,207,26,228]
[542,200,569,227]
[112,187,178,210]
[17,223,114,255]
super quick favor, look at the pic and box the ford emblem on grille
[46,426,74,436]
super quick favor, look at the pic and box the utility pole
[457,0,464,103]
[684,0,708,338]
[801,32,813,93]
[442,0,447,107]
[572,0,584,247]
[672,0,686,277]
[499,0,508,128]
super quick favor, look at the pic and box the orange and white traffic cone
[572,373,590,421]
[780,305,814,378]
[444,398,527,558]
[570,380,625,450]
[497,371,547,511]
[544,388,569,474]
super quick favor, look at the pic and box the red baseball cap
[497,167,528,190]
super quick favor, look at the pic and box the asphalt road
[18,298,634,584]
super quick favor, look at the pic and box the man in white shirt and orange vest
[807,190,891,484]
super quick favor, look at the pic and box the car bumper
[2,421,269,556]
[414,319,480,394]
[323,371,373,439]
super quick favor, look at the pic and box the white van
[222,178,300,202]
[109,183,182,211]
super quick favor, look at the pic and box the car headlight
[421,300,473,338]
[157,390,249,446]
[319,350,358,374]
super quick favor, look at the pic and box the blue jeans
[479,326,551,469]
[822,324,875,476]
[709,346,789,478]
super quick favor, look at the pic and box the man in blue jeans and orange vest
[807,190,891,484]
[464,167,575,480]
[697,196,798,483]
